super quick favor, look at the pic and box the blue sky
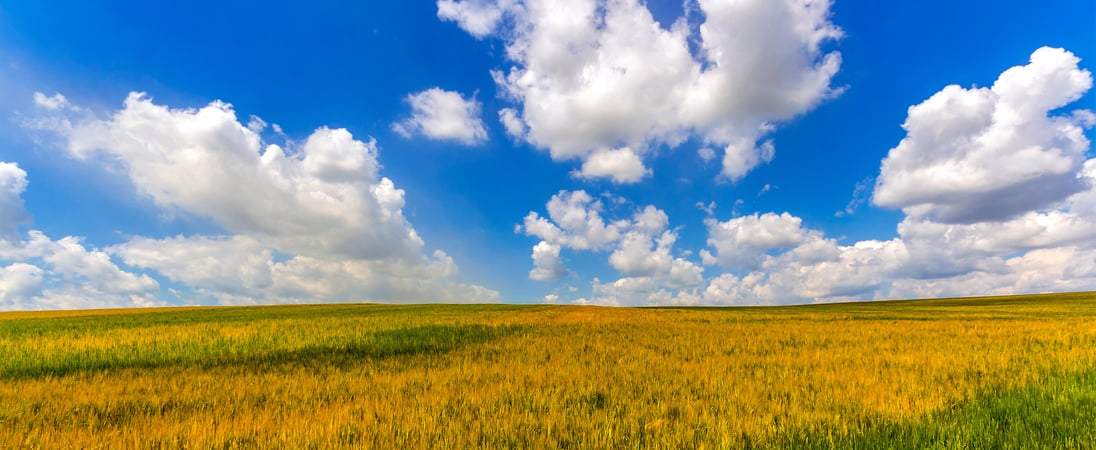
[0,0,1094,309]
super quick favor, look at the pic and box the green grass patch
[0,323,517,379]
[773,367,1096,449]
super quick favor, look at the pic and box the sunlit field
[2,292,1095,448]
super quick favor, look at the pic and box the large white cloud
[19,92,499,308]
[109,235,274,297]
[543,47,1096,306]
[890,245,1096,300]
[693,160,1096,305]
[111,235,493,305]
[51,93,422,262]
[686,47,1096,306]
[440,0,842,182]
[873,47,1094,223]
[392,88,489,145]
[692,50,1096,305]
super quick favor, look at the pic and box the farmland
[1,292,1095,448]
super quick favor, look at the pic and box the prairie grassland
[1,293,1094,448]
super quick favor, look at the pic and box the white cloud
[890,245,1096,300]
[52,93,417,262]
[873,47,1094,223]
[837,177,872,217]
[33,92,70,110]
[110,235,274,296]
[498,107,527,139]
[0,162,30,242]
[521,190,628,250]
[572,147,650,184]
[393,88,488,145]
[697,147,716,163]
[44,236,159,295]
[609,231,673,277]
[894,166,1096,279]
[521,191,703,303]
[437,0,517,38]
[699,218,907,305]
[247,115,268,133]
[632,205,669,235]
[528,240,567,281]
[112,235,496,305]
[0,263,44,307]
[721,138,775,183]
[699,249,717,266]
[696,201,717,217]
[705,212,813,270]
[698,165,1096,305]
[536,46,1096,306]
[694,49,1096,305]
[444,0,842,181]
[22,92,499,308]
[590,272,704,306]
[758,184,775,197]
[0,230,165,310]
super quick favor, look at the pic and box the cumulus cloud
[520,191,703,303]
[705,212,814,270]
[0,263,44,306]
[54,93,418,262]
[110,235,274,297]
[44,235,159,295]
[520,190,628,251]
[580,177,1096,305]
[392,88,488,145]
[112,235,494,305]
[441,0,842,182]
[572,147,650,183]
[1,233,164,310]
[0,165,161,310]
[692,157,1096,305]
[697,218,902,305]
[0,162,31,242]
[890,245,1096,300]
[609,231,672,277]
[507,46,1096,306]
[18,92,499,308]
[873,47,1094,223]
[528,240,567,281]
[695,48,1096,305]
[720,138,775,183]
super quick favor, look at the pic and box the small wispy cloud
[836,177,873,217]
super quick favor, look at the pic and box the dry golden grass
[1,293,1095,448]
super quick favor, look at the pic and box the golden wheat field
[1,292,1095,448]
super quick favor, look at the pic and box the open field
[2,292,1095,448]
